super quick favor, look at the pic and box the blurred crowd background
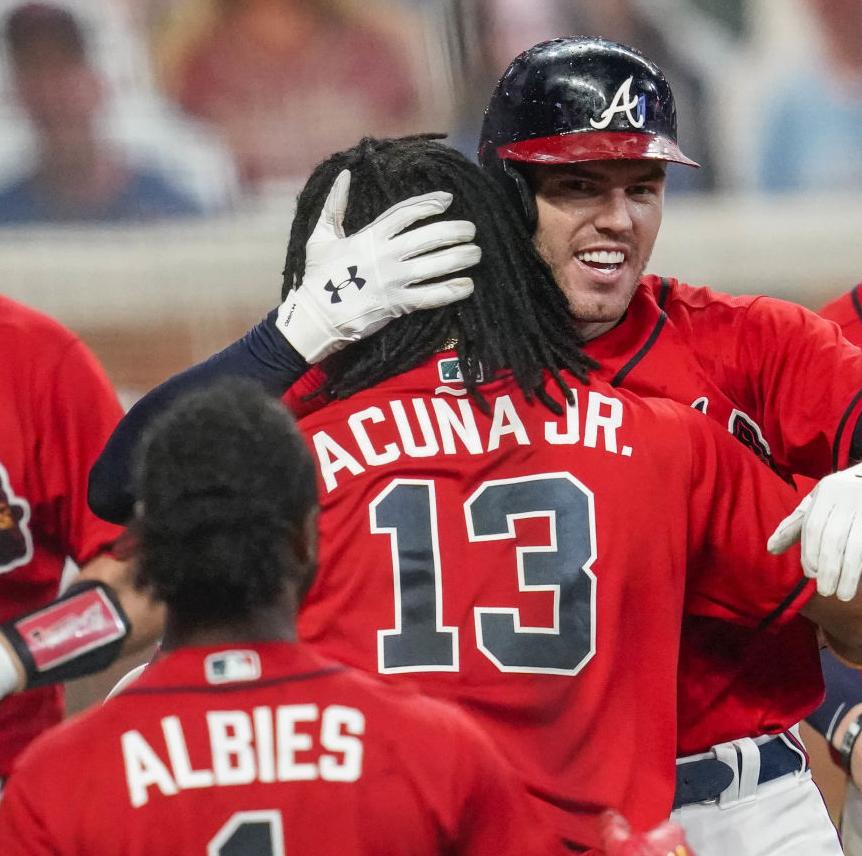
[1,0,861,401]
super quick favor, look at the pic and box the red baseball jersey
[820,283,862,345]
[0,641,553,856]
[0,297,124,775]
[580,275,862,755]
[293,356,813,851]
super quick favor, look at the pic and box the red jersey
[0,642,551,856]
[294,356,813,851]
[581,275,862,755]
[820,283,862,345]
[0,297,124,775]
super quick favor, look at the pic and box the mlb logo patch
[438,356,464,383]
[205,650,261,684]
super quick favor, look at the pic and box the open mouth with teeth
[575,250,626,274]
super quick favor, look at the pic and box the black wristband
[1,581,130,689]
[839,711,862,773]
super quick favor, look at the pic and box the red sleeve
[681,407,815,628]
[36,338,124,564]
[820,285,862,344]
[726,296,862,474]
[664,283,862,475]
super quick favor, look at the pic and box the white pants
[842,782,862,855]
[671,735,843,856]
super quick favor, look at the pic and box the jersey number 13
[370,472,596,676]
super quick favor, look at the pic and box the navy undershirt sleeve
[88,310,308,524]
[806,648,862,741]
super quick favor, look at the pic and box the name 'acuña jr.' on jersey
[292,352,817,852]
[311,366,632,492]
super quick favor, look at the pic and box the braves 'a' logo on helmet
[0,463,33,573]
[589,76,646,130]
[324,266,366,304]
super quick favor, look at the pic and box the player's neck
[574,318,621,341]
[160,607,297,652]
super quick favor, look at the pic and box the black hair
[132,378,318,625]
[5,3,87,60]
[282,134,596,414]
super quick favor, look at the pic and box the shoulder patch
[0,462,32,573]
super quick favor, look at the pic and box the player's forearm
[78,555,164,656]
[830,703,862,788]
[88,311,309,524]
[807,648,862,741]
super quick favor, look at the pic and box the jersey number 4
[371,472,596,676]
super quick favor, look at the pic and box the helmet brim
[496,131,700,168]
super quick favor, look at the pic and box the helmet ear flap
[481,145,539,234]
[502,161,538,233]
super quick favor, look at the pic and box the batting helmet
[478,37,698,224]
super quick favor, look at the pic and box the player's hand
[275,169,480,363]
[600,810,696,856]
[767,462,862,601]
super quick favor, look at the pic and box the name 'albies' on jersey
[294,353,815,851]
[0,642,553,856]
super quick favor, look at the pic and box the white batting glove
[276,169,480,363]
[768,462,862,601]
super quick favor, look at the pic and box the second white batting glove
[768,462,862,601]
[276,169,480,363]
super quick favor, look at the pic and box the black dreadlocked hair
[131,378,318,626]
[283,134,596,414]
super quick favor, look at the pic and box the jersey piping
[610,278,670,387]
[756,577,809,632]
[832,386,862,469]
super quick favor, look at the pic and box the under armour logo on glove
[323,266,366,304]
[274,169,480,363]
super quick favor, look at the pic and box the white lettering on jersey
[312,389,636,491]
[391,399,439,457]
[121,704,365,807]
[487,395,530,452]
[122,730,179,808]
[545,398,579,445]
[589,76,645,130]
[208,710,256,785]
[313,431,366,492]
[348,407,401,466]
[163,715,214,790]
[584,393,623,453]
[253,706,276,783]
[319,704,365,782]
[276,704,318,781]
[432,397,483,455]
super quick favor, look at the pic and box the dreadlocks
[282,134,596,414]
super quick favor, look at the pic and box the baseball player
[89,134,862,853]
[0,297,166,789]
[475,39,862,855]
[0,378,554,856]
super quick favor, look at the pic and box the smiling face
[528,159,666,340]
